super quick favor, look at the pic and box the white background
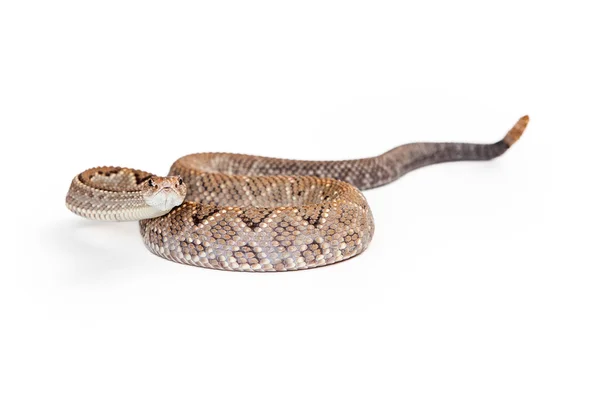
[1,1,598,399]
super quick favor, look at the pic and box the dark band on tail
[481,114,530,159]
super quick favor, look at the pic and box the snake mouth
[145,189,184,211]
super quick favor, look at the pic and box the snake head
[141,176,187,212]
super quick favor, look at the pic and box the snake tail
[350,115,530,189]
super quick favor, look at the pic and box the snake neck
[65,172,175,221]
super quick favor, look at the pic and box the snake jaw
[145,190,184,211]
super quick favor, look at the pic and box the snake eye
[178,177,184,185]
[148,179,155,187]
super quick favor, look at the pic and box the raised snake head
[141,176,187,212]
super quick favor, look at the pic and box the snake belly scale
[66,116,529,272]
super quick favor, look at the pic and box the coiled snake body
[66,116,528,272]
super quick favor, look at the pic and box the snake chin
[144,190,184,211]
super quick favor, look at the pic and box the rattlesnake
[66,116,528,272]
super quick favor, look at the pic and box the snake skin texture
[66,116,529,272]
